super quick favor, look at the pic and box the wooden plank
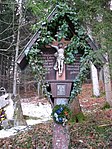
[65,54,81,80]
[17,6,58,70]
[42,48,56,80]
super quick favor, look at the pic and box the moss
[102,102,111,110]
[76,112,85,122]
[70,112,85,124]
[100,91,105,97]
[69,116,76,124]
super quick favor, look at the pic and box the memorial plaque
[66,54,82,80]
[57,84,66,96]
[42,48,56,80]
[50,81,72,98]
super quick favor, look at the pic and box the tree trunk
[69,97,84,123]
[70,97,81,115]
[13,0,22,95]
[90,62,100,97]
[103,62,112,106]
[110,0,112,10]
[13,95,27,126]
[86,25,100,97]
[12,0,26,126]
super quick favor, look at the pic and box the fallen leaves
[0,83,112,148]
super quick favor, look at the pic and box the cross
[51,38,71,48]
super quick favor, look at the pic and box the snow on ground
[0,102,52,138]
[22,102,52,125]
[22,102,52,120]
[0,126,28,138]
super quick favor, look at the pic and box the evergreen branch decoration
[28,44,46,83]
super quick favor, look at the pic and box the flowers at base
[0,108,7,126]
[52,104,71,126]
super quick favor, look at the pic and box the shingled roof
[17,5,106,70]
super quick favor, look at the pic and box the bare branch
[0,23,12,35]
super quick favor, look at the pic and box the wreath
[52,104,71,126]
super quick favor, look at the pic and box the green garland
[28,3,99,102]
[52,104,71,126]
[28,45,46,83]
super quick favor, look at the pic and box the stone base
[53,123,69,149]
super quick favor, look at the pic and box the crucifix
[50,38,71,77]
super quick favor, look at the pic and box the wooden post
[52,66,70,149]
[53,98,70,149]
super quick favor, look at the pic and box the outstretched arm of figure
[64,45,67,49]
[50,44,58,50]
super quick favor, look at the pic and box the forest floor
[0,83,112,149]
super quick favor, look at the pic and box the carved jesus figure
[51,43,66,76]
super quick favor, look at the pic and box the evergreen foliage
[28,3,99,102]
[71,0,112,73]
[42,0,112,64]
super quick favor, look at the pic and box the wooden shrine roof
[17,5,106,70]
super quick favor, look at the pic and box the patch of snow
[0,126,28,138]
[26,118,51,126]
[21,102,52,119]
[0,102,52,138]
